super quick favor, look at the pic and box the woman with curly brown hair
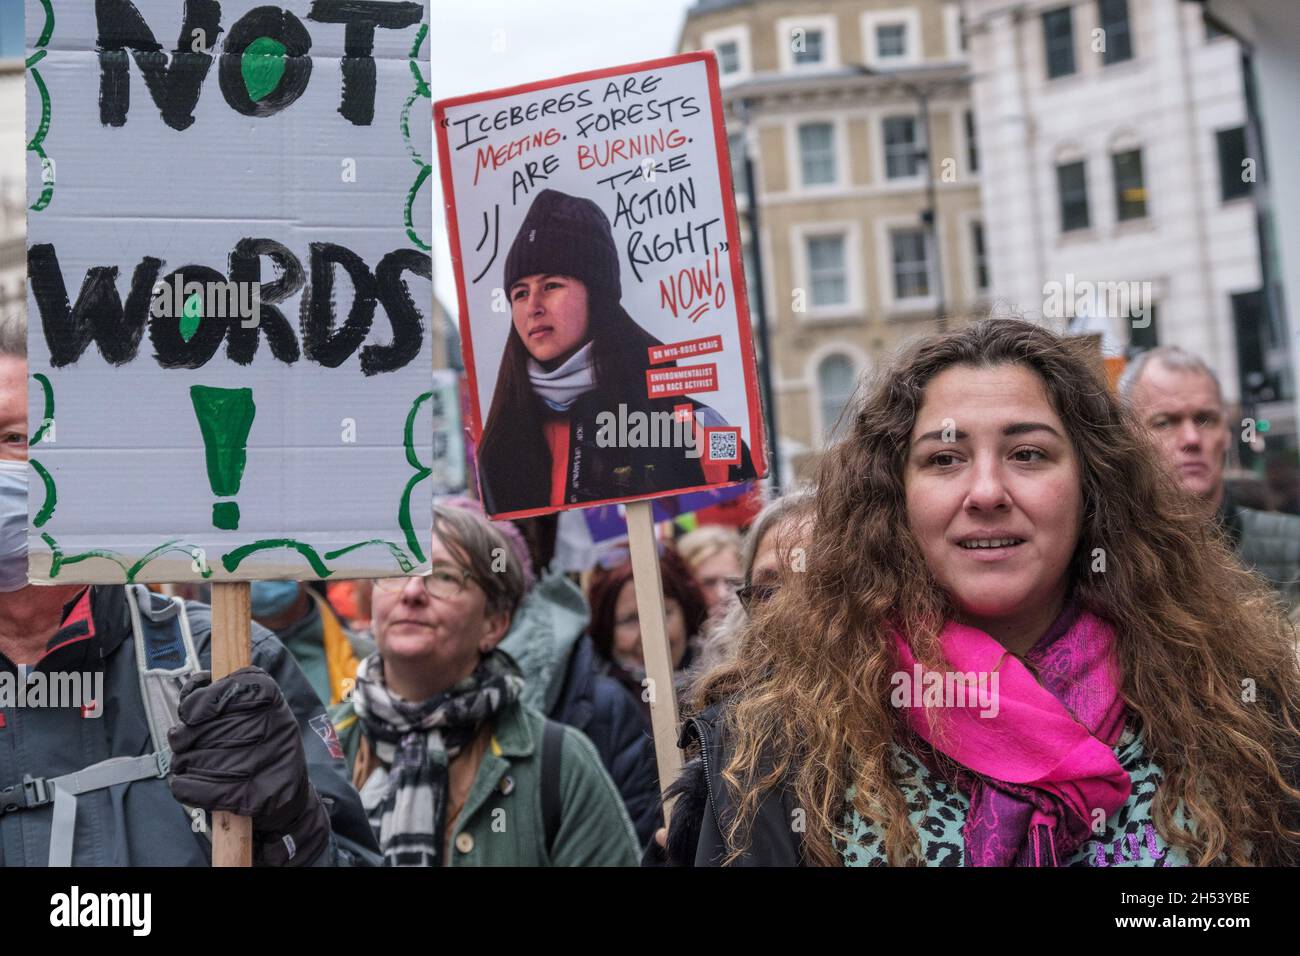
[661,318,1300,867]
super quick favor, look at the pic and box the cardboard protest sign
[24,0,434,584]
[435,52,768,520]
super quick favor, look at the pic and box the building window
[891,229,931,300]
[883,116,921,179]
[807,235,848,307]
[1128,302,1158,354]
[1056,160,1090,232]
[716,40,740,75]
[1042,7,1076,79]
[965,110,978,173]
[792,28,825,66]
[971,221,989,291]
[1216,126,1252,201]
[1098,0,1133,65]
[1112,148,1147,221]
[817,354,858,442]
[876,23,907,60]
[798,122,837,186]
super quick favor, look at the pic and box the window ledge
[1112,216,1155,236]
[798,307,866,324]
[885,297,938,317]
[1056,227,1097,245]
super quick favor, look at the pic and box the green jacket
[330,695,640,867]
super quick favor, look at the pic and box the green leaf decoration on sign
[242,36,287,103]
[180,292,203,342]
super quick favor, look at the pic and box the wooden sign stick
[625,500,683,824]
[209,581,253,867]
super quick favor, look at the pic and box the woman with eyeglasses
[654,319,1300,867]
[691,492,815,676]
[328,505,639,866]
[586,548,709,715]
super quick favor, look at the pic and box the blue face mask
[0,460,29,593]
[250,580,301,618]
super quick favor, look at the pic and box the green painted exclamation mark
[190,385,256,530]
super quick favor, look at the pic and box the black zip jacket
[646,703,804,866]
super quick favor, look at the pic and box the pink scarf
[892,603,1131,866]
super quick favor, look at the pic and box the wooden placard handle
[625,501,683,824]
[209,581,253,867]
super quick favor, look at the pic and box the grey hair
[688,488,817,683]
[0,304,26,359]
[740,488,816,586]
[1117,346,1223,405]
[431,504,525,618]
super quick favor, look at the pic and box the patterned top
[838,723,1192,867]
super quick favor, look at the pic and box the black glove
[168,666,331,867]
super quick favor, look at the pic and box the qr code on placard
[705,427,740,464]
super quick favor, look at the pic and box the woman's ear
[478,609,512,654]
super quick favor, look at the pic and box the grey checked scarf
[352,649,524,866]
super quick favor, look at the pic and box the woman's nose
[965,457,1011,511]
[400,577,429,603]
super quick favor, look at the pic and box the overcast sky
[426,0,693,311]
[0,0,22,59]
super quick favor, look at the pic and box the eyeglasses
[373,565,471,601]
[735,582,780,614]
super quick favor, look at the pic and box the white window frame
[876,216,938,314]
[791,222,864,322]
[876,112,926,185]
[951,107,978,179]
[861,9,922,69]
[808,343,869,449]
[785,114,850,193]
[702,25,752,84]
[776,14,840,72]
[943,4,966,60]
[958,209,990,301]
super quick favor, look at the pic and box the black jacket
[649,703,804,866]
[484,392,757,515]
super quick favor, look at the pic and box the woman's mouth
[528,325,553,340]
[955,537,1026,560]
[957,537,1025,550]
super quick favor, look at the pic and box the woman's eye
[432,570,459,584]
[1012,448,1046,462]
[3,433,25,445]
[928,452,960,467]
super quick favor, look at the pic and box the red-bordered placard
[435,51,768,519]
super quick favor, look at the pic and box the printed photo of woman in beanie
[477,188,757,516]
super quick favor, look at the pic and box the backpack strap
[127,584,202,755]
[125,584,209,844]
[540,719,565,859]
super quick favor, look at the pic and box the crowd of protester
[3,312,1299,866]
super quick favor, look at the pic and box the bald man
[1121,347,1299,612]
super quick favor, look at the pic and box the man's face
[1127,362,1228,505]
[0,355,28,461]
